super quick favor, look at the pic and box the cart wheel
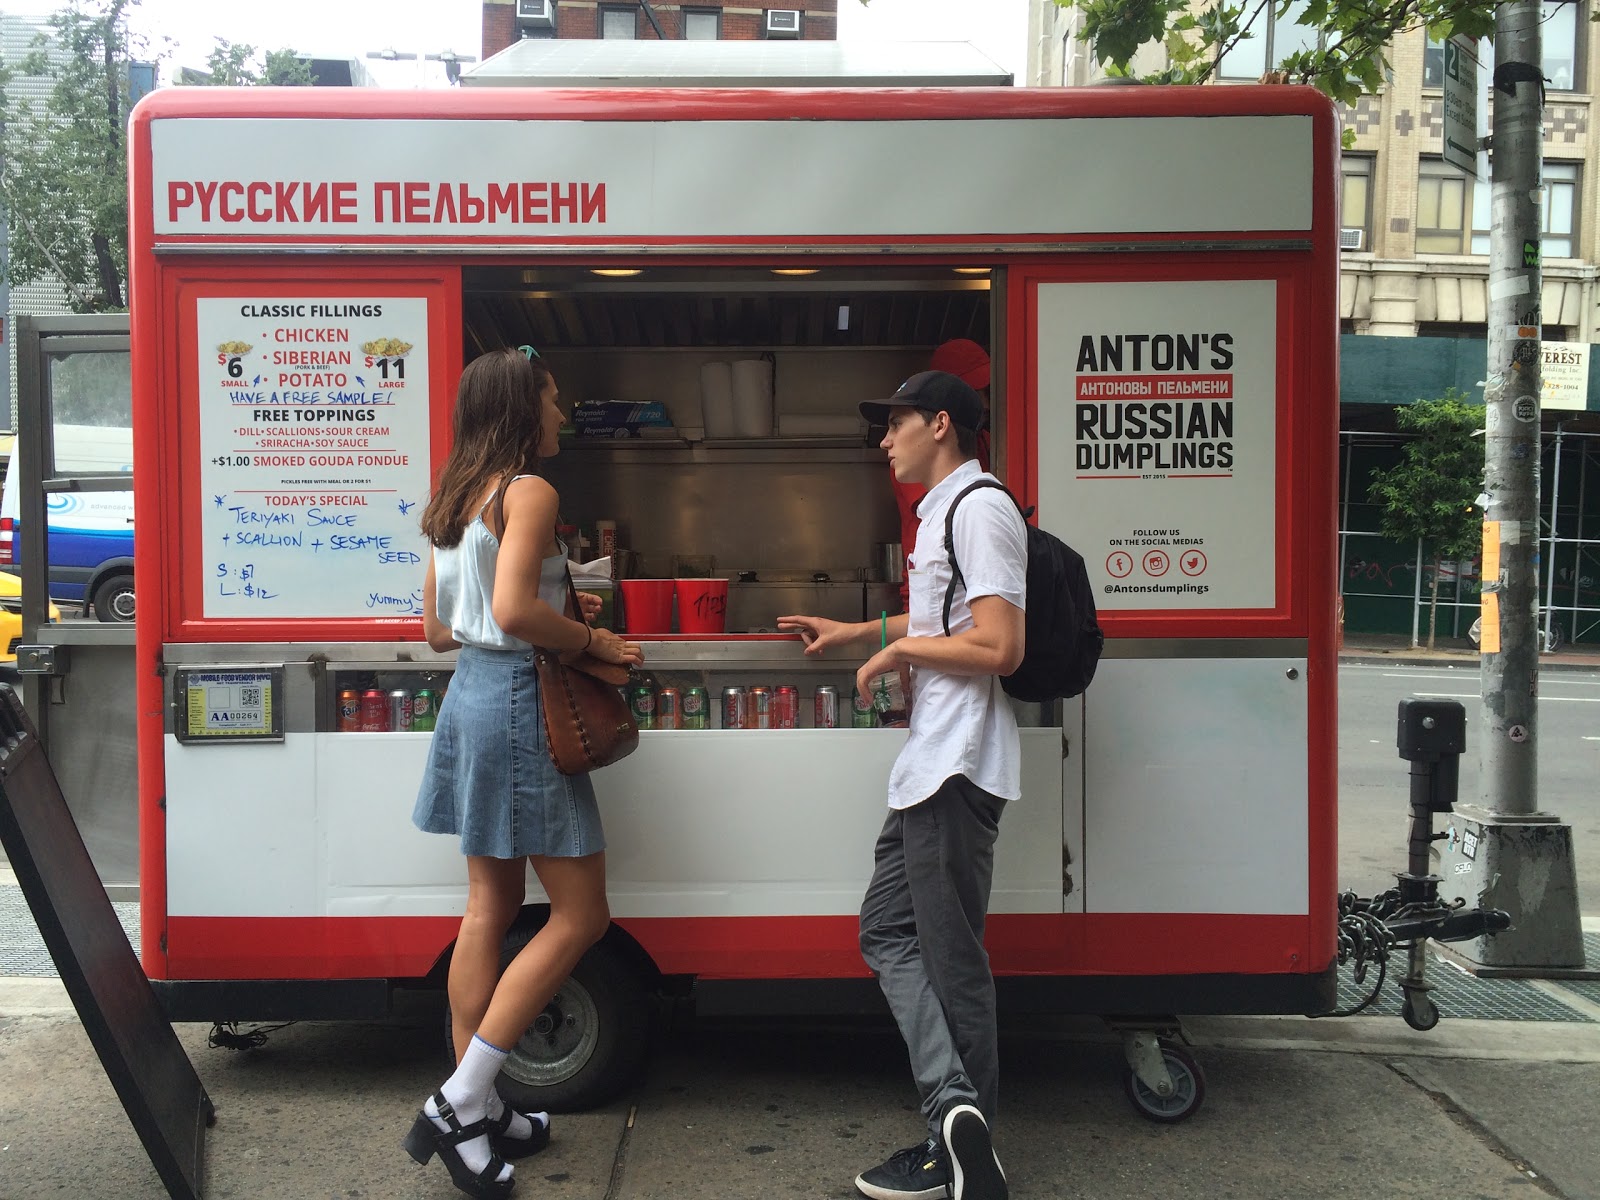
[1123,1043,1206,1123]
[1402,992,1440,1032]
[449,927,654,1113]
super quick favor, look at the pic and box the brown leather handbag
[535,572,639,775]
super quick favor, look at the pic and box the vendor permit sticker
[176,667,285,743]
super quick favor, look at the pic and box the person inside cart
[889,338,992,609]
[405,347,644,1200]
[779,370,1024,1200]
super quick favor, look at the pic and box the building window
[601,6,637,39]
[1218,0,1322,79]
[1425,4,1581,90]
[1341,154,1373,250]
[1421,158,1580,256]
[683,8,719,39]
[1418,159,1471,253]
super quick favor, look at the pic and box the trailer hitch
[1326,700,1511,1030]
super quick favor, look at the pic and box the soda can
[359,688,389,732]
[774,685,799,729]
[657,687,681,731]
[749,686,773,730]
[389,688,413,732]
[682,686,709,730]
[721,685,748,730]
[411,689,438,733]
[337,688,361,733]
[814,686,839,730]
[630,685,657,731]
[850,689,876,729]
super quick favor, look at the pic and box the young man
[779,370,1025,1200]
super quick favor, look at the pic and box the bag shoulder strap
[941,478,1013,637]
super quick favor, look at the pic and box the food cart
[127,80,1339,1121]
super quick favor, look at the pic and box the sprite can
[411,689,438,733]
[682,686,709,730]
[630,685,657,731]
[850,689,876,728]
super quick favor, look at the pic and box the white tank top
[433,476,569,651]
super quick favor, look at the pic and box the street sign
[1442,34,1480,176]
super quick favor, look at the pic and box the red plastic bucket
[619,579,676,635]
[675,578,728,635]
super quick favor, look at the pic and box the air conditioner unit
[1339,226,1365,251]
[765,9,802,38]
[516,0,556,30]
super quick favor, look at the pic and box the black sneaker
[854,1136,950,1200]
[941,1104,1007,1200]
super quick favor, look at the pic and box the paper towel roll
[700,362,736,439]
[731,359,774,438]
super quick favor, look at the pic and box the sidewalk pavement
[1339,631,1600,672]
[4,870,1600,1199]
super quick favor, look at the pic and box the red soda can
[337,688,361,732]
[774,685,799,729]
[749,686,773,730]
[721,686,748,730]
[359,688,389,732]
[657,687,681,731]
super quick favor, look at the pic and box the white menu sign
[1036,279,1279,611]
[196,296,431,618]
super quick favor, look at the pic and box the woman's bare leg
[449,855,528,1062]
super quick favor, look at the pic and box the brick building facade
[483,1,838,60]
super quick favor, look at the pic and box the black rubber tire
[91,573,135,623]
[1123,1043,1206,1124]
[1402,993,1440,1032]
[446,926,654,1114]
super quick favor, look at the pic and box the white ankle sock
[425,1035,512,1183]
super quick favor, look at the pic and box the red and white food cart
[128,82,1339,1120]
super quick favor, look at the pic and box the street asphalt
[1,647,1597,1199]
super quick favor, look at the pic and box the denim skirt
[412,645,606,859]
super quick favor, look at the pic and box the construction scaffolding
[1339,421,1600,648]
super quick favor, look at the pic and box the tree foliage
[1367,391,1486,646]
[1057,0,1499,106]
[198,39,315,87]
[0,0,141,312]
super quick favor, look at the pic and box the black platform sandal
[401,1091,515,1200]
[489,1104,550,1160]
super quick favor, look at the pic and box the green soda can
[630,685,657,731]
[850,689,876,728]
[411,689,439,733]
[682,686,709,730]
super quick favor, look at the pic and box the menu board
[195,297,432,619]
[1036,279,1278,611]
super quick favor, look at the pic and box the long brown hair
[421,348,555,547]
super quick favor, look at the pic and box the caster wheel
[1123,1042,1206,1123]
[1402,993,1440,1032]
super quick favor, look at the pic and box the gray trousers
[859,773,1006,1134]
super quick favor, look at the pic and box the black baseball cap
[859,370,985,432]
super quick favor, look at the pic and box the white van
[0,424,135,621]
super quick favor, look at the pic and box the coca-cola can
[721,686,748,730]
[359,688,389,732]
[657,687,681,731]
[774,685,799,729]
[749,686,773,730]
[814,686,839,730]
[389,689,413,732]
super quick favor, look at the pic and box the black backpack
[941,479,1104,702]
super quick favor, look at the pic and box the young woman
[403,348,643,1200]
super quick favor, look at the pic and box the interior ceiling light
[953,267,991,275]
[771,268,820,276]
[590,268,644,277]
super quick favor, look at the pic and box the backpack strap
[941,478,1015,637]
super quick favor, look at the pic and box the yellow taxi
[0,569,62,666]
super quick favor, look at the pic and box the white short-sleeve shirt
[887,459,1028,810]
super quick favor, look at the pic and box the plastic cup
[618,579,676,635]
[868,670,908,728]
[675,578,728,635]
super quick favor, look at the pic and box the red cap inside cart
[929,338,990,390]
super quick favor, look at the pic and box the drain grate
[1335,951,1594,1023]
[0,884,139,978]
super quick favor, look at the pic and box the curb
[1340,652,1600,673]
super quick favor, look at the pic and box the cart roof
[462,38,1012,88]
